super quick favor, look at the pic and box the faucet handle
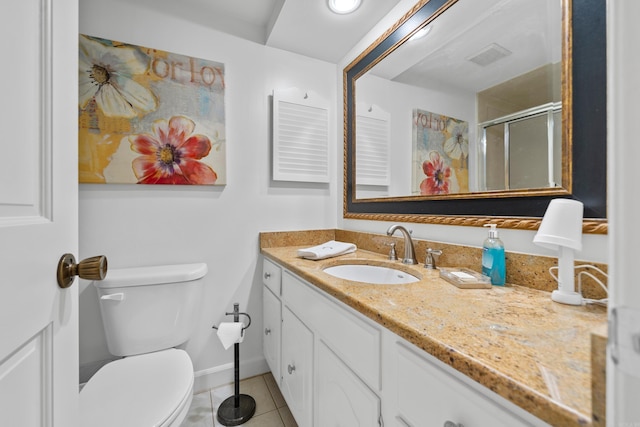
[387,242,398,261]
[425,248,443,269]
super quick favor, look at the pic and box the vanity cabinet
[262,257,546,427]
[262,258,382,426]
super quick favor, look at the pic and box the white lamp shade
[533,199,584,251]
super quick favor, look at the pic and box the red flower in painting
[130,116,217,185]
[420,151,451,195]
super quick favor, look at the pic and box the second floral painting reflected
[412,109,468,195]
[78,34,226,185]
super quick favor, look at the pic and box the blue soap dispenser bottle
[482,224,506,286]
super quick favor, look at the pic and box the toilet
[80,263,207,427]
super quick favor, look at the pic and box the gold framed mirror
[343,0,607,233]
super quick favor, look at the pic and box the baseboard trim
[193,356,269,393]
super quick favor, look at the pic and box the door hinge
[609,306,640,379]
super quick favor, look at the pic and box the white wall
[78,0,337,385]
[337,0,608,265]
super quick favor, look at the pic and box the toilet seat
[80,348,194,427]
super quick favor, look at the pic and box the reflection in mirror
[344,0,607,232]
[355,0,565,199]
[480,103,562,191]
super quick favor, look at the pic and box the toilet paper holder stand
[211,303,255,426]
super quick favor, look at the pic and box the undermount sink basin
[323,264,420,285]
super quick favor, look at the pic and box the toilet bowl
[80,263,207,427]
[80,349,193,427]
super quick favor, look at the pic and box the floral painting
[411,109,468,195]
[78,34,226,185]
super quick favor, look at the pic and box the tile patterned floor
[180,373,298,427]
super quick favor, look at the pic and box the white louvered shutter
[273,88,330,183]
[356,104,390,186]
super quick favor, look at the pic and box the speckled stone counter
[260,230,607,427]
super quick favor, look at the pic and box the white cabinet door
[317,341,380,427]
[0,1,79,426]
[281,306,313,427]
[263,285,281,382]
[395,343,533,427]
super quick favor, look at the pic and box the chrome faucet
[386,224,417,265]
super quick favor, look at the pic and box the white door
[0,1,79,426]
[608,1,640,424]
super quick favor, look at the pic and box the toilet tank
[94,263,207,357]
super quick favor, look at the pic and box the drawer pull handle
[444,422,464,427]
[264,272,271,279]
[265,328,271,335]
[287,364,296,374]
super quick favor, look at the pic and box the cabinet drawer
[282,271,381,390]
[262,258,281,295]
[395,343,532,427]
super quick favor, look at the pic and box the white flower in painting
[79,35,157,118]
[444,120,469,160]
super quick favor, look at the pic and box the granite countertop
[261,246,607,427]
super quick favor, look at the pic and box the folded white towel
[297,240,357,260]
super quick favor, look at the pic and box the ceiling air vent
[466,43,512,67]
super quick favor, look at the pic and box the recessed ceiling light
[327,0,362,14]
[409,25,432,42]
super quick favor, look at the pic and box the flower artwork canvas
[78,35,226,185]
[411,109,469,195]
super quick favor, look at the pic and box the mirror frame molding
[343,0,607,234]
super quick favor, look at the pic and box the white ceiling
[114,0,560,91]
[372,0,561,92]
[117,0,403,63]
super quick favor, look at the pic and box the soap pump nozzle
[484,223,498,238]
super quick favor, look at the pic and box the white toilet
[80,263,207,427]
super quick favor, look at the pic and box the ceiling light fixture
[327,0,362,14]
[409,25,432,42]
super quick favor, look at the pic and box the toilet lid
[80,349,194,427]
